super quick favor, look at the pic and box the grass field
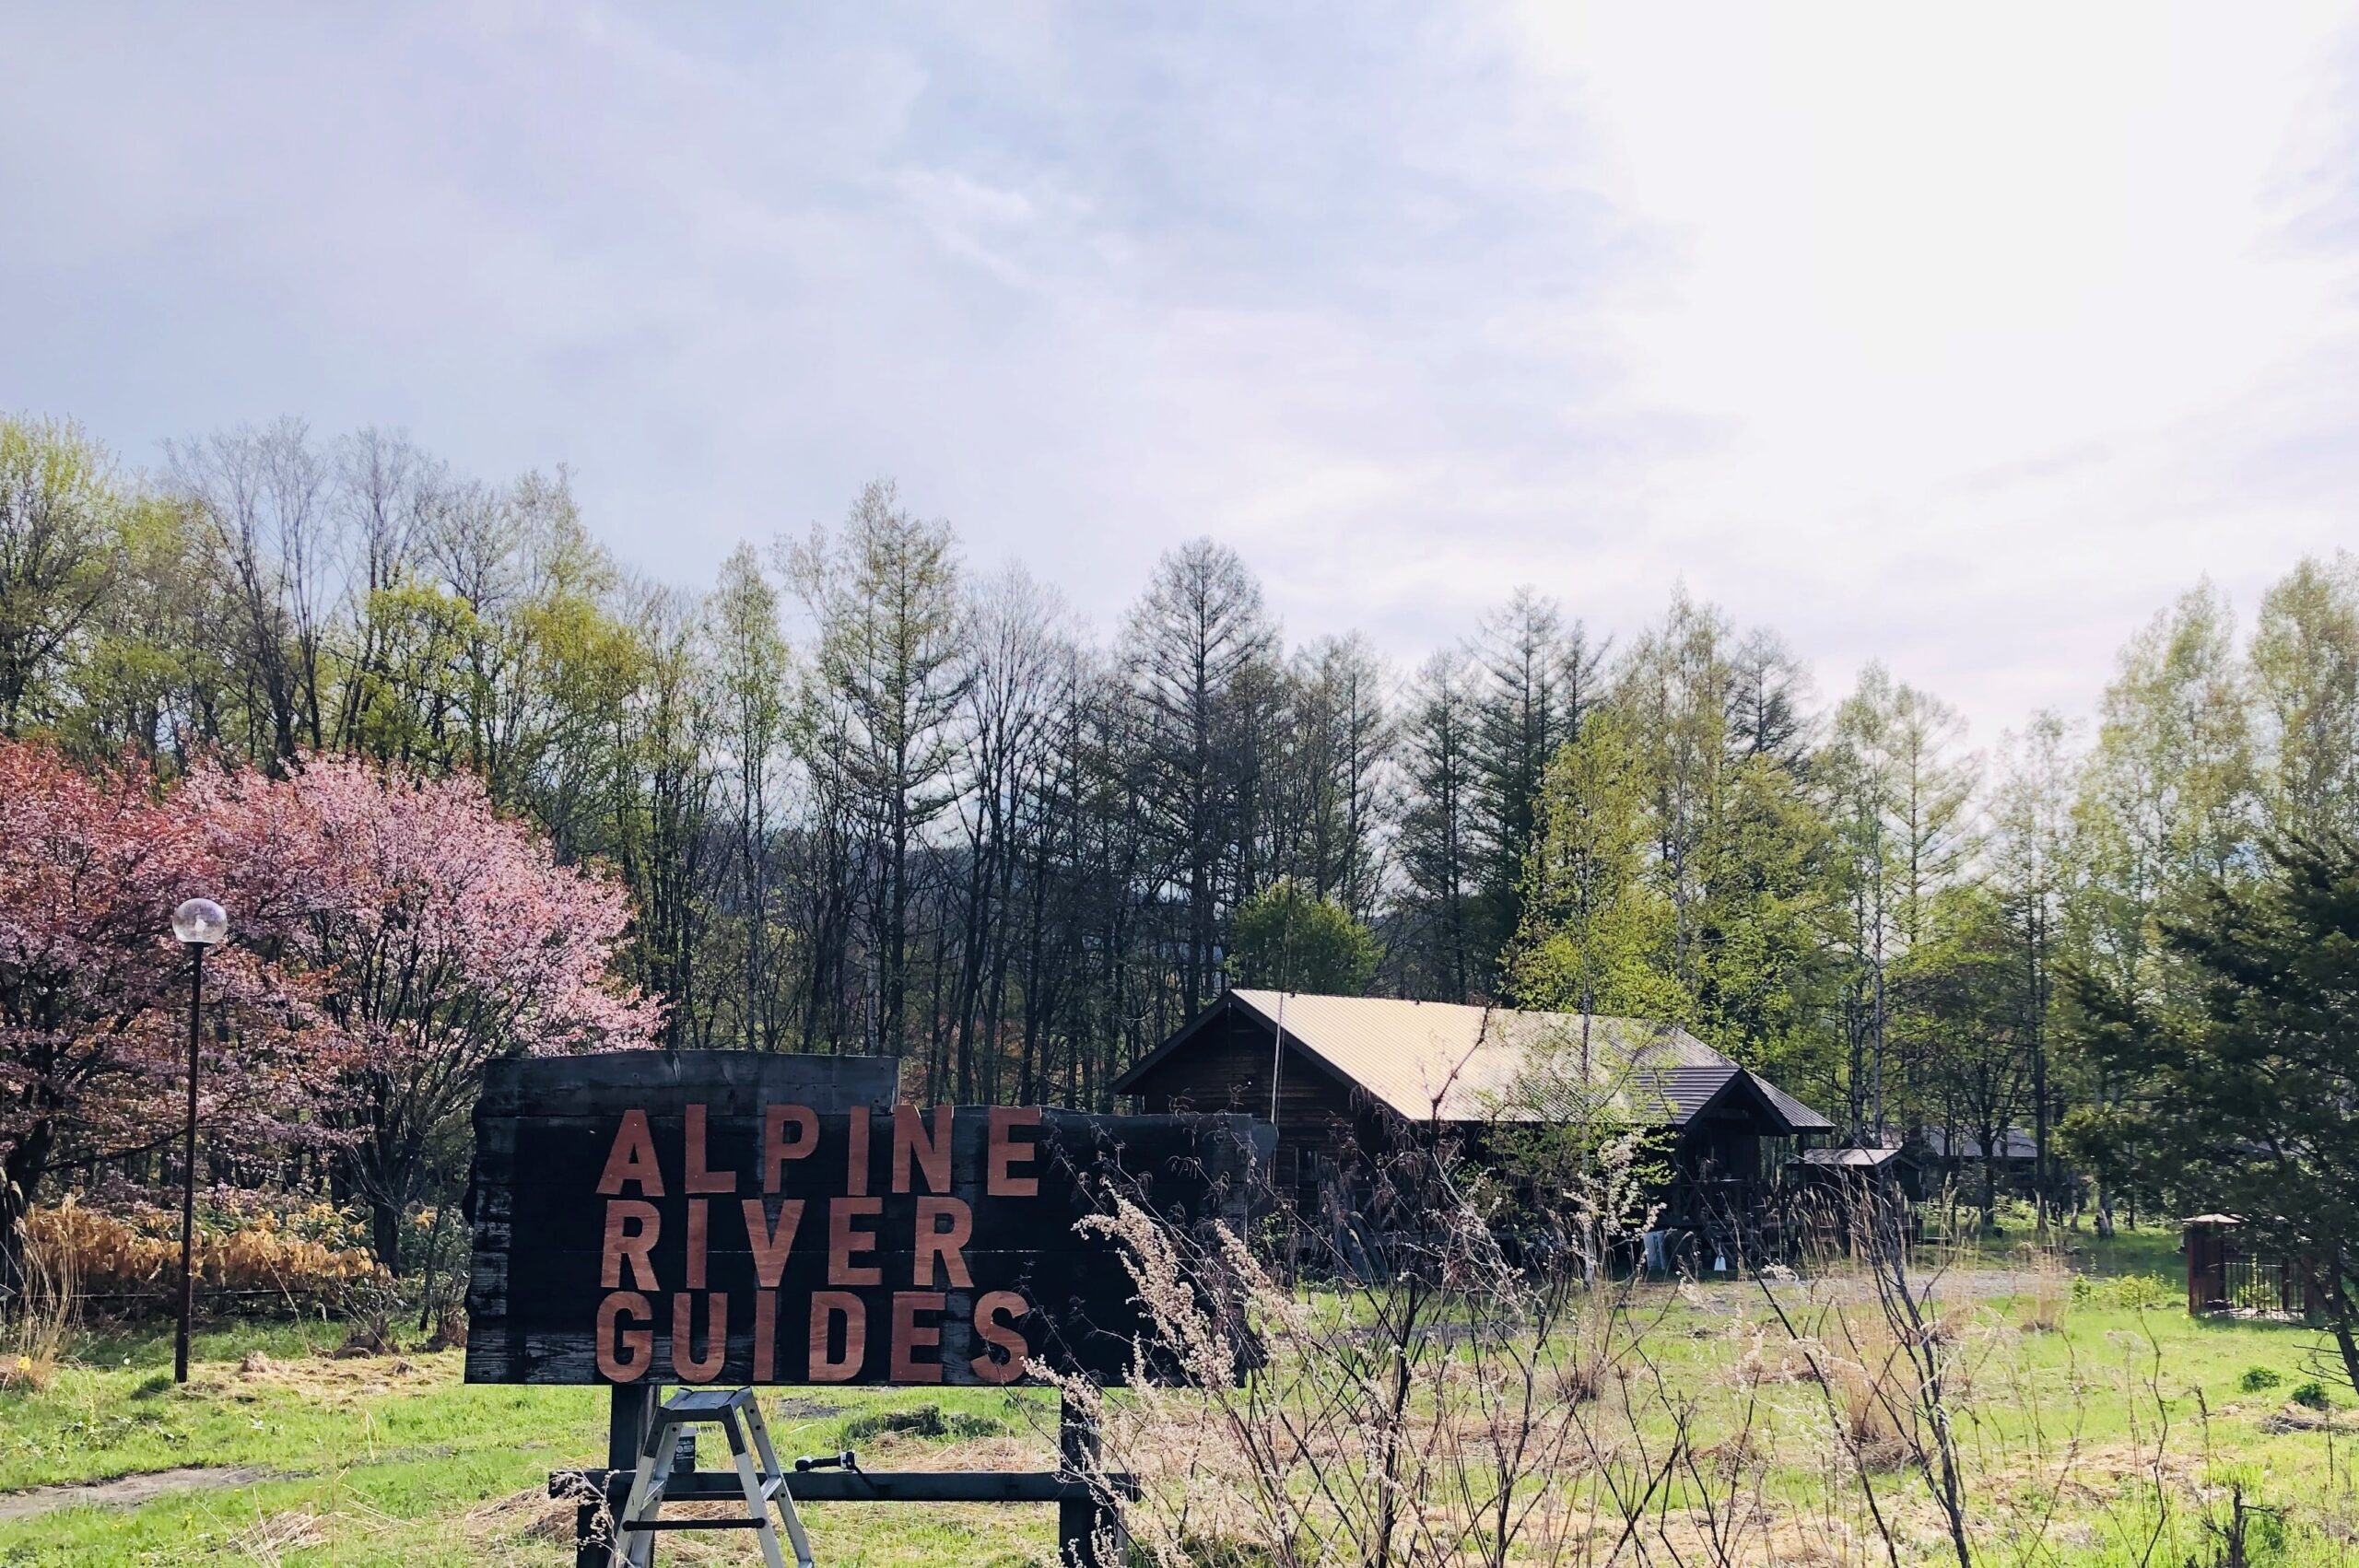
[2,1225,2355,1564]
[0,1318,1068,1564]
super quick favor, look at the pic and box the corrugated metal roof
[1800,1146,1907,1168]
[1219,991,1835,1133]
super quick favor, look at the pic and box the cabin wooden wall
[1121,1012,1383,1208]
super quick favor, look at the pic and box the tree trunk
[371,1199,405,1274]
[2322,1258,2359,1398]
[0,1126,55,1305]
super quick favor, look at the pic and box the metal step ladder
[610,1387,813,1568]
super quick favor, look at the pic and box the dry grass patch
[3,1201,80,1394]
[460,1485,581,1551]
[229,1508,330,1563]
[214,1341,458,1409]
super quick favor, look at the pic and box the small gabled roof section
[1799,1145,1909,1169]
[1749,1072,1837,1136]
[1110,990,1837,1135]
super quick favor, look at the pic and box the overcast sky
[6,3,2357,747]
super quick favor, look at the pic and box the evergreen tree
[1468,589,1602,982]
[1396,649,1483,1001]
[2065,832,2359,1391]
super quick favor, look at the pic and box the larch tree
[1123,537,1275,1014]
[2249,554,2359,843]
[0,415,126,737]
[1726,626,1813,767]
[1989,711,2076,1220]
[2066,582,2254,1232]
[1614,591,1736,1000]
[1822,663,1977,1141]
[947,566,1074,1101]
[791,481,968,1055]
[707,543,794,1050]
[1508,707,1680,1031]
[1284,633,1393,922]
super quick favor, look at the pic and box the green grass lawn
[0,1318,1066,1564]
[4,1227,2357,1564]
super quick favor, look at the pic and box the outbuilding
[1109,989,1836,1239]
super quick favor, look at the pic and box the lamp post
[170,897,228,1384]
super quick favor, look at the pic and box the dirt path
[0,1465,276,1523]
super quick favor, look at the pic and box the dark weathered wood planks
[466,1051,1270,1388]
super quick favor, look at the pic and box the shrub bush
[2290,1380,2330,1411]
[2238,1366,2283,1393]
[28,1196,383,1315]
[2070,1272,2177,1312]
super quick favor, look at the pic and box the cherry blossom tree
[188,755,660,1267]
[0,741,325,1293]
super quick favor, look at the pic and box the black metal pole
[173,941,204,1384]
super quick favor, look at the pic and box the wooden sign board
[465,1051,1271,1389]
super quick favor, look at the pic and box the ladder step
[557,1467,1128,1504]
[661,1387,755,1414]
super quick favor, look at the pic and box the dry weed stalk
[1054,1131,1732,1568]
[1,1201,79,1392]
[1061,1129,2222,1565]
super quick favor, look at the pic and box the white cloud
[3,2,2357,747]
[1476,2,2359,734]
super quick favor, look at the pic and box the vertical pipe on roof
[1269,991,1287,1126]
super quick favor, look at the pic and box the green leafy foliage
[1230,878,1379,996]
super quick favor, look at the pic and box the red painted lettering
[601,1200,660,1291]
[970,1290,1028,1385]
[890,1291,946,1384]
[670,1292,728,1382]
[762,1105,818,1193]
[914,1196,973,1288]
[596,1109,665,1197]
[743,1198,805,1287]
[808,1291,865,1382]
[987,1106,1040,1198]
[892,1105,955,1194]
[684,1104,736,1194]
[595,1291,654,1382]
[827,1197,883,1287]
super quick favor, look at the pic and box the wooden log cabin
[1110,989,1837,1246]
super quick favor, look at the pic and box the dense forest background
[6,412,2354,1217]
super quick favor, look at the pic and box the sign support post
[577,1383,658,1568]
[1058,1394,1123,1567]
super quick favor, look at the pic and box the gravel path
[0,1465,275,1523]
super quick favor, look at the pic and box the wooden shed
[1109,989,1836,1234]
